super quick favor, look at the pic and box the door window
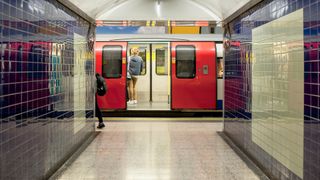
[217,57,224,78]
[156,49,168,75]
[176,45,195,78]
[102,46,122,78]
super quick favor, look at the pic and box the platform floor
[57,122,261,180]
[127,101,170,110]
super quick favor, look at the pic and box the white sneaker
[127,100,134,105]
[133,100,137,104]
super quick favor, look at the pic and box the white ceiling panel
[67,0,251,21]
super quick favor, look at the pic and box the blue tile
[0,0,95,179]
[224,0,320,179]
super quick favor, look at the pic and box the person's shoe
[127,100,134,105]
[133,100,138,104]
[97,122,105,129]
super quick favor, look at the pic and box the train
[95,35,224,111]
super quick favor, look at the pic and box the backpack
[129,56,143,75]
[96,75,107,96]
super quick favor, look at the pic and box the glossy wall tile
[224,0,320,179]
[252,9,304,178]
[0,0,95,179]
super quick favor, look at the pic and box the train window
[102,45,122,78]
[139,49,146,75]
[176,45,196,78]
[217,58,224,79]
[156,49,168,75]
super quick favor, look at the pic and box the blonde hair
[131,48,140,55]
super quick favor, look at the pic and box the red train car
[95,41,221,111]
[171,42,217,109]
[95,42,127,110]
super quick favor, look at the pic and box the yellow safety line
[105,117,223,121]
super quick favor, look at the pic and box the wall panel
[224,0,320,179]
[0,0,95,179]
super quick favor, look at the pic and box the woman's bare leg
[128,79,134,101]
[127,80,131,101]
[132,77,138,100]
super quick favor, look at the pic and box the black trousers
[95,96,103,123]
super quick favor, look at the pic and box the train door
[127,42,170,110]
[127,43,150,109]
[151,43,170,109]
[96,42,127,110]
[171,42,217,109]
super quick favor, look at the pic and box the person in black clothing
[95,97,105,129]
[96,73,106,129]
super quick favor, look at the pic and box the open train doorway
[127,42,170,110]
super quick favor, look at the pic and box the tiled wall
[0,0,95,179]
[224,0,320,179]
[252,8,305,178]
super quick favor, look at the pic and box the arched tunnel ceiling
[67,0,251,22]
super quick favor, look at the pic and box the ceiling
[67,0,251,22]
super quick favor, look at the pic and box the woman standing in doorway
[127,48,143,105]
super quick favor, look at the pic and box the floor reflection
[57,122,260,180]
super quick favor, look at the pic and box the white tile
[252,9,304,179]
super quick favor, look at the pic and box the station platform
[52,121,268,180]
